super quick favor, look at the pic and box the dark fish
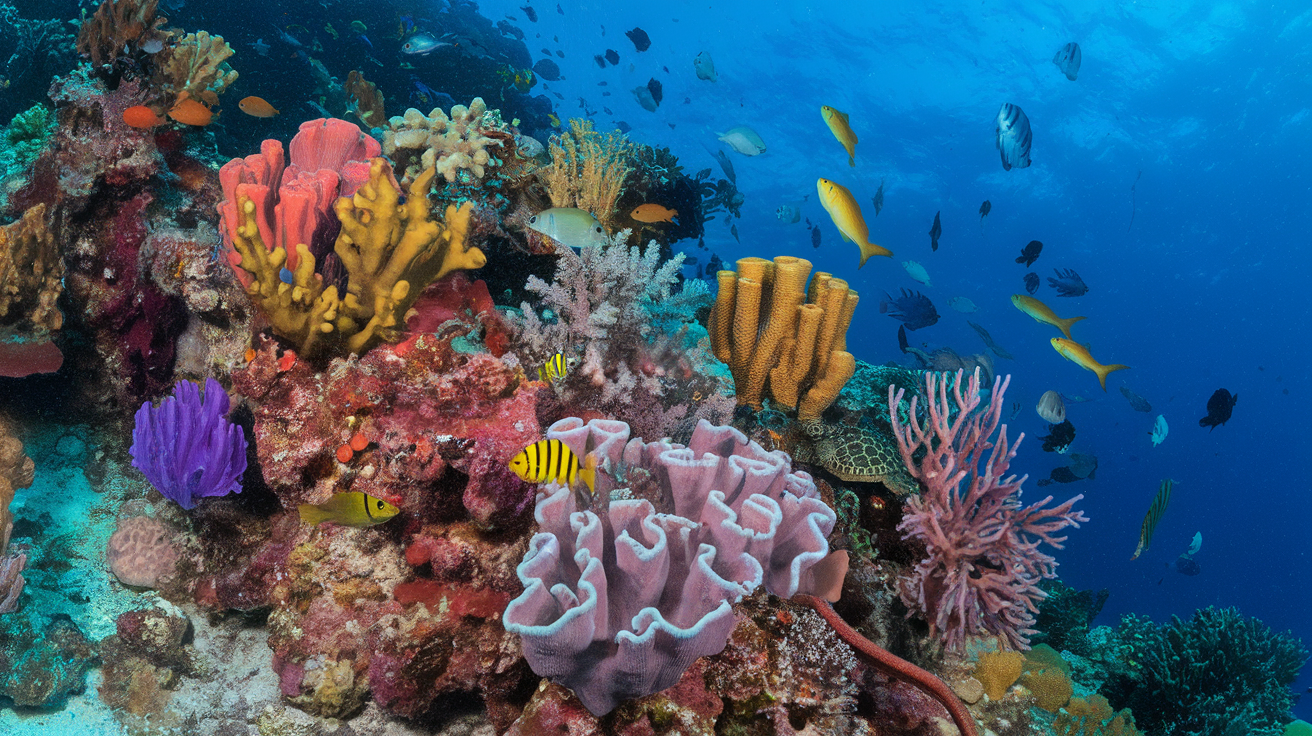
[684,256,699,265]
[928,211,942,251]
[632,84,658,112]
[1036,467,1080,486]
[1053,42,1081,81]
[1069,452,1098,479]
[879,289,939,331]
[712,149,736,184]
[1174,555,1201,576]
[603,107,612,114]
[1132,479,1174,559]
[625,27,651,52]
[594,54,606,68]
[1016,240,1043,267]
[556,50,564,58]
[532,59,562,81]
[730,224,740,242]
[1198,389,1237,430]
[497,21,525,40]
[1047,268,1088,297]
[615,121,631,133]
[897,325,909,353]
[979,200,991,219]
[521,5,538,22]
[541,47,551,56]
[647,78,663,105]
[1024,272,1040,294]
[811,225,821,248]
[605,49,619,64]
[872,178,884,216]
[1120,386,1153,412]
[707,253,723,274]
[995,102,1033,171]
[557,3,564,14]
[597,81,608,86]
[1040,420,1076,453]
[967,321,1014,360]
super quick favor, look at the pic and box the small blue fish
[279,267,294,284]
[357,34,373,50]
[401,33,450,55]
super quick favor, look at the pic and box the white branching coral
[512,231,710,405]
[381,98,508,185]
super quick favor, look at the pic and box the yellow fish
[1050,338,1130,391]
[538,352,569,382]
[1011,295,1086,339]
[238,96,280,118]
[630,203,678,223]
[298,492,399,527]
[821,106,857,167]
[508,439,597,493]
[817,178,892,267]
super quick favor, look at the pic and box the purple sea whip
[131,378,247,510]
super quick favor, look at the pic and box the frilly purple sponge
[130,378,247,510]
[502,417,836,715]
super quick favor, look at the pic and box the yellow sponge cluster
[973,649,1024,700]
[1054,695,1143,736]
[709,256,858,421]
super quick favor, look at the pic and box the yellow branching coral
[0,204,64,333]
[153,31,238,107]
[76,0,169,68]
[708,256,857,421]
[381,98,507,185]
[230,160,483,356]
[541,119,632,232]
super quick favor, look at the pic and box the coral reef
[973,649,1024,700]
[151,30,237,108]
[75,0,169,69]
[502,417,836,715]
[1102,607,1308,736]
[890,368,1087,650]
[345,70,385,129]
[98,603,198,732]
[1033,579,1109,657]
[0,203,63,333]
[105,515,180,588]
[0,415,31,613]
[381,98,509,185]
[540,119,633,232]
[1054,695,1143,736]
[130,378,247,509]
[709,256,858,421]
[0,615,98,708]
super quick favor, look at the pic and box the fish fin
[858,241,893,267]
[1096,364,1131,391]
[840,231,853,243]
[298,504,328,525]
[578,453,598,494]
[1058,316,1087,339]
[848,155,855,167]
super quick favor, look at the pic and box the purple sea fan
[880,288,940,331]
[1047,268,1088,297]
[131,378,247,510]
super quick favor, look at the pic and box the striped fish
[1131,479,1174,560]
[538,352,569,383]
[995,103,1033,171]
[508,439,598,493]
[1053,42,1082,81]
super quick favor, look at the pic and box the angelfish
[995,103,1033,171]
[817,178,892,267]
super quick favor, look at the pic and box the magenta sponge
[502,418,836,715]
[106,516,180,589]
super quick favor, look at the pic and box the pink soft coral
[888,368,1087,650]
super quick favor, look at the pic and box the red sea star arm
[792,593,980,736]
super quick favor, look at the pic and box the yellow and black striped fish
[538,352,569,383]
[1131,479,1174,560]
[508,439,597,493]
[298,492,399,527]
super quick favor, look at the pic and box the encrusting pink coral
[502,417,837,715]
[889,368,1087,650]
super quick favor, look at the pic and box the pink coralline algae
[502,417,837,715]
[889,368,1087,650]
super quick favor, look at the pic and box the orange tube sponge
[799,350,855,422]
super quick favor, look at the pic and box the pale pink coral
[106,515,180,589]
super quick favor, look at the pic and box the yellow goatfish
[817,178,892,267]
[821,106,857,167]
[1012,295,1086,339]
[1050,338,1129,391]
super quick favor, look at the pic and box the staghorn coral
[381,98,508,185]
[229,158,483,356]
[540,118,633,231]
[890,368,1087,650]
[345,70,385,129]
[151,30,237,108]
[709,256,858,421]
[502,417,836,716]
[0,203,63,333]
[75,0,169,69]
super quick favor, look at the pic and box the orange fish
[238,96,280,117]
[167,98,214,126]
[630,203,678,224]
[277,350,297,372]
[123,105,166,129]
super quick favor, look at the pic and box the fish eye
[594,227,602,233]
[376,500,385,509]
[528,216,537,223]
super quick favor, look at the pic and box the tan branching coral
[381,98,507,185]
[0,204,64,333]
[709,256,858,421]
[541,119,632,232]
[152,31,237,107]
[345,70,386,129]
[229,160,483,356]
[76,0,169,68]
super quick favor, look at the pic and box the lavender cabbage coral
[130,378,247,510]
[502,417,836,715]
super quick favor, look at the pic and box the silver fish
[401,33,450,55]
[1053,42,1081,81]
[694,51,717,82]
[776,205,800,223]
[527,208,609,251]
[995,103,1032,171]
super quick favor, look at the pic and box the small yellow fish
[817,178,892,267]
[538,352,569,382]
[509,439,597,493]
[298,492,399,527]
[238,96,280,118]
[1050,338,1130,391]
[630,203,678,223]
[548,112,561,128]
[1011,295,1085,339]
[821,106,857,167]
